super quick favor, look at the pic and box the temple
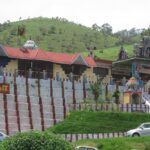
[112,36,150,81]
[0,40,97,81]
[0,37,150,135]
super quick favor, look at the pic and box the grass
[49,111,150,134]
[83,44,134,60]
[0,17,140,60]
[0,17,119,53]
[74,136,150,150]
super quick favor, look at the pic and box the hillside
[0,17,143,60]
[83,44,134,60]
[0,17,120,53]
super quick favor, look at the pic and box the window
[143,124,150,128]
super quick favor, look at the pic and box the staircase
[0,75,90,135]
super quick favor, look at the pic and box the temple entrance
[18,60,53,78]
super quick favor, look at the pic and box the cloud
[0,0,150,32]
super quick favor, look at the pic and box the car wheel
[132,133,140,137]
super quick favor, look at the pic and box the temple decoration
[118,46,128,60]
[134,36,150,58]
[123,77,141,104]
[23,40,38,49]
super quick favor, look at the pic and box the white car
[127,122,150,137]
[0,132,8,140]
[75,146,98,150]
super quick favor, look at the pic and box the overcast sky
[1,0,150,32]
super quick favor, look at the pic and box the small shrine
[123,77,141,104]
[133,36,150,58]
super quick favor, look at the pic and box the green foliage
[0,131,72,150]
[90,79,103,101]
[112,89,120,104]
[75,136,150,150]
[0,17,140,55]
[0,17,142,60]
[83,44,134,60]
[49,111,150,134]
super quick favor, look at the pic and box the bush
[0,131,72,150]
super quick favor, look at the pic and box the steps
[0,76,93,135]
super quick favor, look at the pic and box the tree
[48,25,56,34]
[101,23,112,35]
[90,78,103,103]
[17,25,26,37]
[0,131,72,150]
[112,89,120,104]
[92,23,101,31]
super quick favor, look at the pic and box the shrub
[90,78,103,102]
[0,131,72,150]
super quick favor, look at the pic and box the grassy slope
[74,136,150,150]
[0,17,119,53]
[83,44,134,60]
[0,17,139,60]
[49,111,150,134]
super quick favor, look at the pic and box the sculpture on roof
[23,40,38,49]
[118,46,128,60]
[134,36,150,58]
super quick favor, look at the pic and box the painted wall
[80,67,97,82]
[3,60,98,82]
[53,64,67,79]
[4,60,18,74]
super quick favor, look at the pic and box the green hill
[0,17,122,53]
[83,44,134,60]
[0,17,142,59]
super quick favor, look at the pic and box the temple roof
[0,45,96,67]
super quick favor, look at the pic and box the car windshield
[137,124,143,128]
[137,123,150,129]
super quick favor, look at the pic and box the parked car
[0,132,8,140]
[127,122,150,137]
[75,146,98,150]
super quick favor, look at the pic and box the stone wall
[0,75,136,135]
[0,75,93,135]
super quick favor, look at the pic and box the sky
[1,0,150,32]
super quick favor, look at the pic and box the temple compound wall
[0,75,94,135]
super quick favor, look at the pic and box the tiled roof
[2,46,96,67]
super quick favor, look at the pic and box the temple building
[112,36,150,82]
[0,40,97,81]
[1,36,150,83]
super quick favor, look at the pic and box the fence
[62,132,126,142]
[67,103,150,113]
